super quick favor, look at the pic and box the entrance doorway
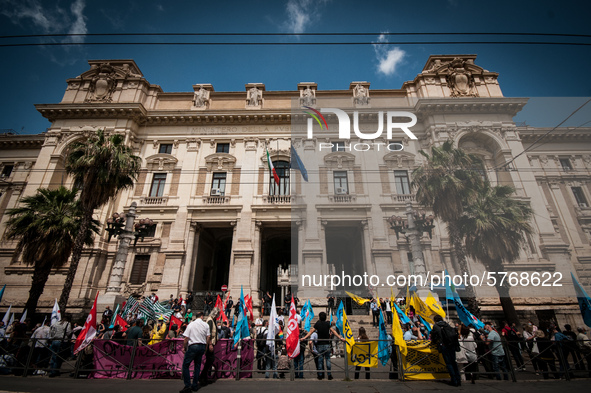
[260,226,294,305]
[193,227,232,292]
[325,224,365,290]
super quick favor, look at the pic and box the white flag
[2,305,11,325]
[266,295,277,352]
[8,313,14,327]
[19,309,27,323]
[51,299,61,326]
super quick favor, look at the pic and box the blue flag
[571,273,591,328]
[418,315,432,335]
[234,286,251,345]
[304,299,314,331]
[335,301,344,334]
[0,285,5,303]
[444,272,484,329]
[393,302,411,325]
[290,145,308,182]
[378,308,389,366]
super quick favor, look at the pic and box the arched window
[269,160,290,195]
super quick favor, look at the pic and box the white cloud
[66,0,88,44]
[373,33,406,76]
[283,0,330,34]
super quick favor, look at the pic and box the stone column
[405,202,427,280]
[181,222,199,293]
[106,202,137,293]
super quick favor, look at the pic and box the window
[572,187,588,207]
[211,172,227,195]
[332,141,345,152]
[1,165,13,178]
[560,158,573,171]
[216,143,230,153]
[159,144,173,154]
[333,171,349,194]
[129,255,150,285]
[269,161,290,195]
[394,170,410,194]
[388,141,403,151]
[149,173,167,197]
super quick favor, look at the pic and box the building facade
[0,55,589,327]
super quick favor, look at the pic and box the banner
[347,341,378,367]
[342,310,355,350]
[91,339,254,379]
[402,340,448,380]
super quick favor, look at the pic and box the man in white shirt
[181,312,211,393]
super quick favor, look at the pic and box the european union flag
[290,145,308,182]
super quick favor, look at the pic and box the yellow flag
[342,310,356,350]
[411,293,434,325]
[345,291,371,305]
[425,291,446,319]
[348,341,379,367]
[391,303,407,357]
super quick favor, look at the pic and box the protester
[501,321,525,370]
[48,315,72,378]
[199,308,219,387]
[354,327,371,380]
[431,315,461,387]
[458,324,478,383]
[576,327,591,376]
[124,319,143,346]
[149,317,167,345]
[180,312,210,393]
[484,322,509,380]
[535,330,560,379]
[302,312,345,380]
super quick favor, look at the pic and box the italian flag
[267,149,280,186]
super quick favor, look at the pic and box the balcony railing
[203,195,230,204]
[140,196,168,205]
[263,195,294,204]
[392,194,415,202]
[329,194,356,203]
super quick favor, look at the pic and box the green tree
[411,141,484,313]
[4,187,97,318]
[458,183,533,326]
[59,130,141,312]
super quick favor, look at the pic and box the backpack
[256,328,268,351]
[440,323,460,352]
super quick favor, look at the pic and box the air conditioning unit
[210,188,223,196]
[579,202,588,208]
[335,187,347,195]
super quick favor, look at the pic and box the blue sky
[0,0,590,134]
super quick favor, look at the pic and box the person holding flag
[303,312,345,380]
[266,295,279,379]
[286,294,300,380]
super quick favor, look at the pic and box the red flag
[286,296,300,358]
[244,294,253,322]
[170,315,183,330]
[74,292,99,355]
[214,295,224,320]
[114,314,128,332]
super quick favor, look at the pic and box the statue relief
[247,86,261,107]
[193,86,210,108]
[300,86,316,107]
[446,58,478,97]
[353,84,369,106]
[86,63,117,102]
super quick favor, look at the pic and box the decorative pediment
[261,149,290,164]
[75,60,143,103]
[383,151,416,168]
[323,152,356,169]
[145,154,178,171]
[205,153,236,171]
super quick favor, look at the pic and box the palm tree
[458,183,533,325]
[411,141,484,313]
[4,187,98,318]
[59,130,141,312]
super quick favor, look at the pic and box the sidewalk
[0,376,588,393]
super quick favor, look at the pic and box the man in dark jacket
[431,315,461,387]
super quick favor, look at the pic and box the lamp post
[387,202,435,281]
[104,202,156,294]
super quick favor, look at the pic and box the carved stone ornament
[323,152,356,169]
[205,153,237,171]
[446,58,478,98]
[192,84,212,109]
[353,83,370,106]
[299,84,317,107]
[123,282,147,297]
[86,63,118,103]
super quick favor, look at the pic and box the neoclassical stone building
[0,55,589,327]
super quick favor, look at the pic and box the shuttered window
[129,255,150,285]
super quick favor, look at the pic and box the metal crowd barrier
[1,337,590,382]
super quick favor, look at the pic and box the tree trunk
[24,259,55,320]
[494,278,520,327]
[58,208,93,313]
[447,221,480,316]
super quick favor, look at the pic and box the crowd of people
[1,292,590,387]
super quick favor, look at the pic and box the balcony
[203,195,230,205]
[263,195,294,204]
[140,196,168,205]
[392,194,415,203]
[328,194,356,203]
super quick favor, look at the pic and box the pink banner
[90,339,254,379]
